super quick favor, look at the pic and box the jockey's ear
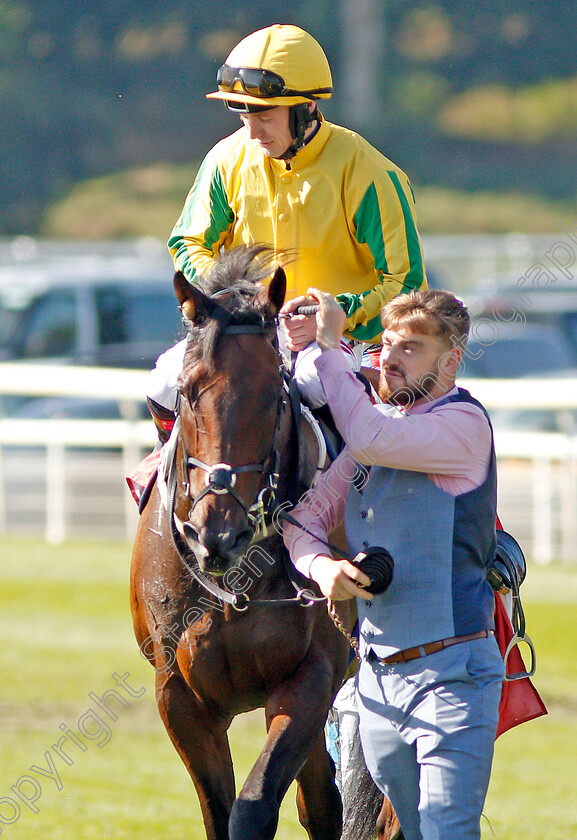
[174,272,210,323]
[267,266,286,315]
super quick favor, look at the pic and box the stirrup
[503,631,536,681]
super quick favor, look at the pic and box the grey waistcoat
[344,388,497,658]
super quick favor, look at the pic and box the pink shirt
[284,349,493,577]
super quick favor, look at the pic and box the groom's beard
[378,359,443,406]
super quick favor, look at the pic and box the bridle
[166,320,325,610]
[178,323,284,538]
[181,425,284,542]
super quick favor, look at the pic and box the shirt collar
[408,385,460,415]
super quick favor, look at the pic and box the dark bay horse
[130,245,400,840]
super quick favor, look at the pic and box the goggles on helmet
[216,64,332,101]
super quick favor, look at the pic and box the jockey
[147,23,427,438]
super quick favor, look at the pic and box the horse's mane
[182,245,282,374]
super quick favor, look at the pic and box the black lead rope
[277,509,394,596]
[278,509,349,558]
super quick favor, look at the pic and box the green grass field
[1,535,575,839]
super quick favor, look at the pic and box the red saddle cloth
[126,448,162,504]
[494,592,548,738]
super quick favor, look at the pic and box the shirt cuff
[293,552,325,580]
[314,347,354,376]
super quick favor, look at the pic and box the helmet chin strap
[278,104,319,160]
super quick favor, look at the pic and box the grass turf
[0,535,575,839]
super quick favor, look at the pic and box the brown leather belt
[373,629,494,666]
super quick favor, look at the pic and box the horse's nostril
[233,528,254,551]
[193,526,252,563]
[183,521,199,543]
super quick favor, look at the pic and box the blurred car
[466,272,577,358]
[0,245,181,420]
[0,271,183,370]
[461,322,577,432]
[461,322,577,379]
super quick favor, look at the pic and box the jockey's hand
[309,555,373,601]
[306,288,347,351]
[280,295,318,352]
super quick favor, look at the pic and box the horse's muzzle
[181,517,254,575]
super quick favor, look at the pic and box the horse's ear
[267,266,286,315]
[174,271,210,323]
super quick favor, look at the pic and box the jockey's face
[378,326,460,406]
[239,106,293,158]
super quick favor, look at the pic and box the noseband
[181,409,283,535]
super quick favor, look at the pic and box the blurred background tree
[1,0,576,236]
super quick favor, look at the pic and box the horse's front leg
[228,654,341,840]
[155,669,235,840]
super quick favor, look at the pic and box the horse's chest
[181,611,308,707]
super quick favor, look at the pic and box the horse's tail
[341,773,402,840]
[340,761,383,840]
[329,679,403,840]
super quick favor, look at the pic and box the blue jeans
[357,636,504,840]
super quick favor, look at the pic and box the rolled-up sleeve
[282,449,362,578]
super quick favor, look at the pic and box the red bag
[492,517,547,737]
[493,583,547,738]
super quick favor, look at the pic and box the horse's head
[173,245,287,576]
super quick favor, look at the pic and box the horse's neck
[298,413,325,489]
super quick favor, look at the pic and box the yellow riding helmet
[206,24,333,109]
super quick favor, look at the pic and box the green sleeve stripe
[170,156,211,235]
[204,166,235,251]
[354,182,388,277]
[168,159,234,281]
[345,311,385,342]
[335,290,384,342]
[335,290,364,318]
[339,173,425,342]
[387,170,425,294]
[350,175,425,320]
